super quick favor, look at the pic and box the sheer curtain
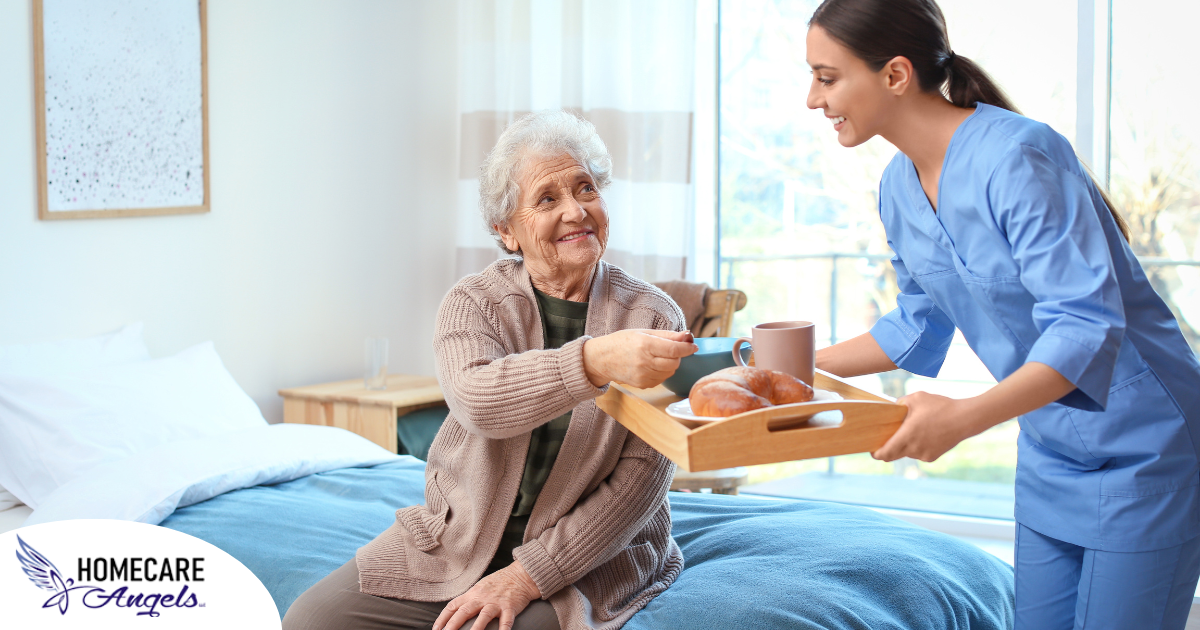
[455,0,697,282]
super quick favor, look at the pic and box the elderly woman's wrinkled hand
[582,329,697,388]
[432,561,541,630]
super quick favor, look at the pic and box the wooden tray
[596,369,907,472]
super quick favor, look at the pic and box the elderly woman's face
[498,154,609,276]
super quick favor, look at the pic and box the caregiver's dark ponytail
[944,54,1017,113]
[809,0,1016,111]
[810,0,1132,242]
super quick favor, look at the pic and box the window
[716,0,1197,518]
[1110,0,1200,350]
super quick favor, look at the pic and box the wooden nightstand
[279,374,446,452]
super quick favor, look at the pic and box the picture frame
[33,0,210,220]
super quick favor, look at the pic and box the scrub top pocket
[1081,370,1199,498]
[957,274,1036,354]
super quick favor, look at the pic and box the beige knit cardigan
[356,259,686,630]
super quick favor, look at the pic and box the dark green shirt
[486,288,588,575]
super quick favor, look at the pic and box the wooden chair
[670,467,749,495]
[651,280,748,338]
[652,281,752,495]
[696,289,749,338]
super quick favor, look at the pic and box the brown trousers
[282,559,561,630]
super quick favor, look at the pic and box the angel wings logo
[15,535,202,617]
[16,535,73,614]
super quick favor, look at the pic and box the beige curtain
[455,0,697,282]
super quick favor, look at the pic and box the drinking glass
[364,337,389,390]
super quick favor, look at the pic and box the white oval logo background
[0,519,280,629]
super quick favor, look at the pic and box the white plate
[666,388,844,422]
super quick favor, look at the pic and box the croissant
[689,366,814,417]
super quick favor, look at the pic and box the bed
[152,441,1013,629]
[0,326,1015,628]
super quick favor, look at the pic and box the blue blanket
[162,461,1014,628]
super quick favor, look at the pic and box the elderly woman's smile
[557,231,592,242]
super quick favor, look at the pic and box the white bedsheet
[0,504,32,535]
[24,423,402,527]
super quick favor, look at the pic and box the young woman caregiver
[805,0,1200,627]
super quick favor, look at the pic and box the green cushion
[396,405,449,460]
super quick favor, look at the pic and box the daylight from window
[1110,0,1200,356]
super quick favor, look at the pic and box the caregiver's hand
[872,362,1077,463]
[871,391,976,463]
[433,561,541,630]
[583,329,697,388]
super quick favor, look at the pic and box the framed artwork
[33,0,209,220]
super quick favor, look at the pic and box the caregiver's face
[500,153,609,275]
[805,25,892,148]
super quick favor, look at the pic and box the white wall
[0,0,460,422]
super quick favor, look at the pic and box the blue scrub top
[870,103,1200,552]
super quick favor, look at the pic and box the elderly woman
[284,111,697,630]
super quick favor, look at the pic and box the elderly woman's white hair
[479,110,613,254]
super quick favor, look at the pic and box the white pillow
[0,323,149,511]
[0,486,21,511]
[0,322,150,377]
[0,341,266,509]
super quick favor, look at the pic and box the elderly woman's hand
[583,329,697,388]
[433,561,541,630]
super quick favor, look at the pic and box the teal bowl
[661,337,750,398]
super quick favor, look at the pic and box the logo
[17,535,202,617]
[2,519,281,629]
